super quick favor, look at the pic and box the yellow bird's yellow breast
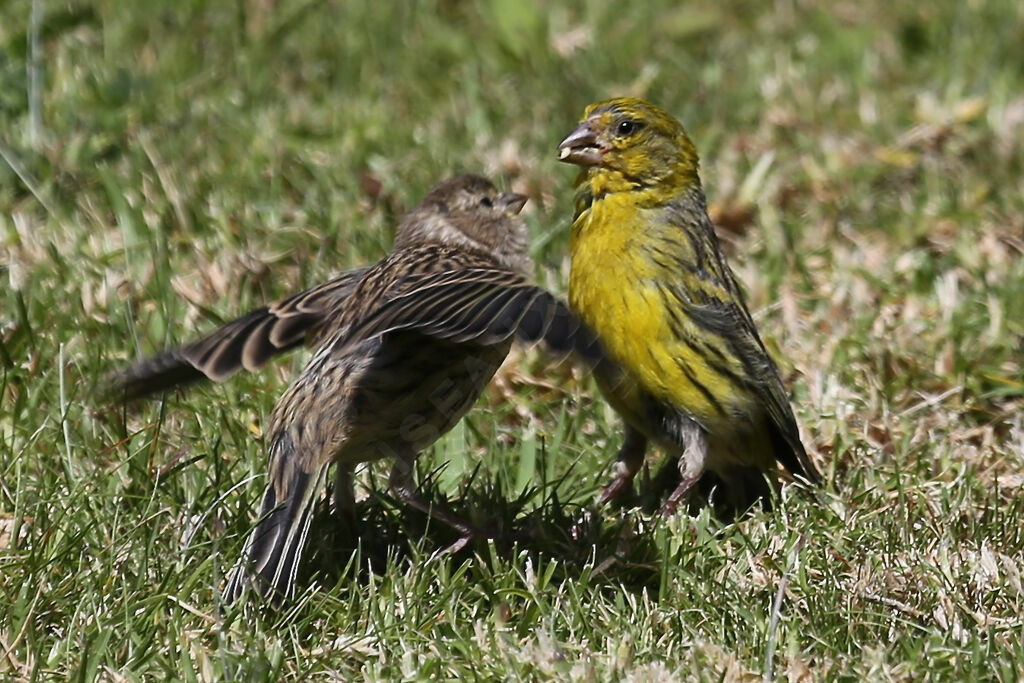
[568,195,731,428]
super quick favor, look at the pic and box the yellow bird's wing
[684,296,821,483]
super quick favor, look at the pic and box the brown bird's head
[557,97,701,198]
[395,174,530,273]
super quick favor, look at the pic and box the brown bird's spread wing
[335,268,610,369]
[106,267,369,401]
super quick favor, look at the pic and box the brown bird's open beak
[499,192,528,215]
[557,122,603,166]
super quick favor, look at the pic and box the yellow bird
[557,97,821,514]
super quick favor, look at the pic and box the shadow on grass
[294,470,668,601]
[217,461,796,627]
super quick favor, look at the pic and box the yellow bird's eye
[616,119,643,136]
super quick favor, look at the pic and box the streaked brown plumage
[106,174,607,606]
[222,175,612,604]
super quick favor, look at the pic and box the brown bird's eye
[479,197,493,208]
[616,119,643,136]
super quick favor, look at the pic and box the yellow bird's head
[557,97,701,197]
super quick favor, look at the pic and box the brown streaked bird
[111,174,607,606]
[556,98,821,516]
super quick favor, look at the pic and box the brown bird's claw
[432,524,528,558]
[437,535,473,557]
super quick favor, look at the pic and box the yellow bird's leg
[598,425,649,505]
[660,424,709,517]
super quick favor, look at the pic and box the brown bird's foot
[387,461,531,551]
[388,458,488,538]
[438,534,474,557]
[397,489,492,538]
[434,525,531,559]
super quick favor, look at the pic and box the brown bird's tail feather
[103,348,209,402]
[222,448,328,606]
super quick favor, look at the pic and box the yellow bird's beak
[557,122,603,167]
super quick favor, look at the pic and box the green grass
[3,0,1024,679]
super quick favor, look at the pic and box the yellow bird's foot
[659,472,701,517]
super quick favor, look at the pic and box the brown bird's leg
[598,426,648,505]
[333,464,358,535]
[387,456,489,539]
